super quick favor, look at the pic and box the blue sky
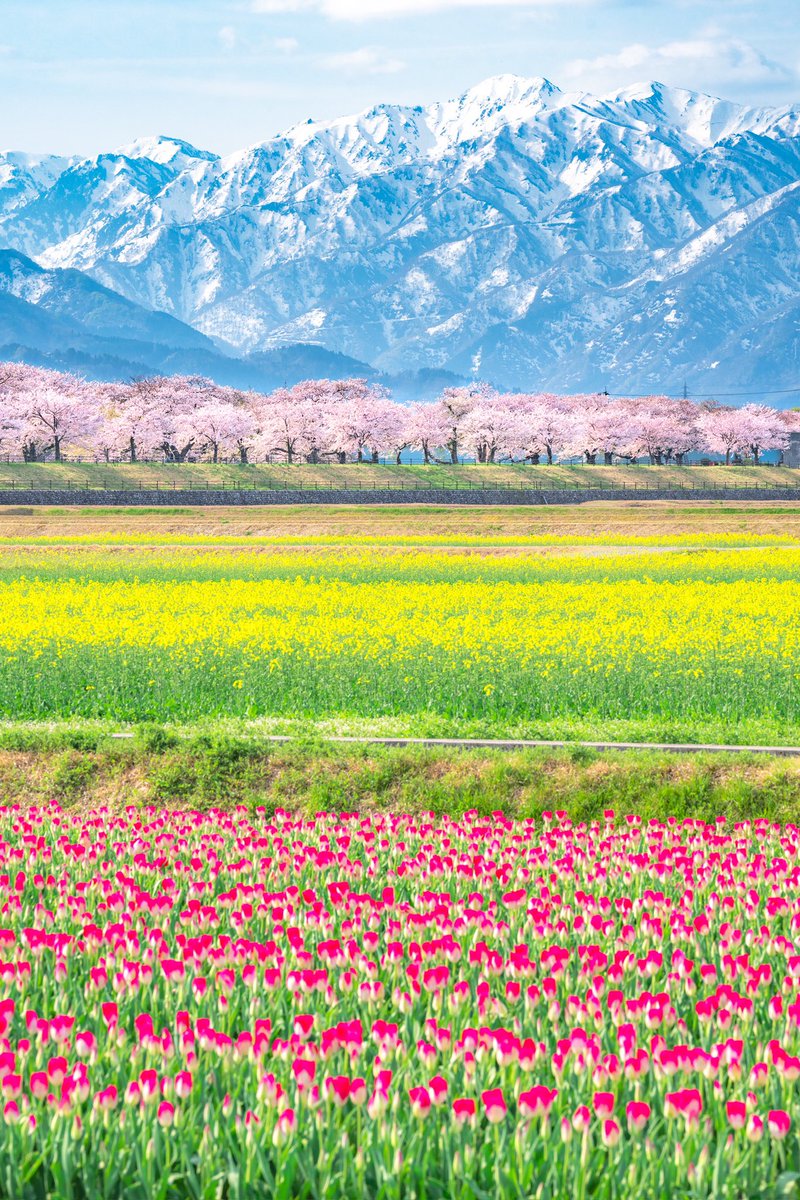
[0,0,798,155]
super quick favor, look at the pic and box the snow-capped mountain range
[1,74,799,394]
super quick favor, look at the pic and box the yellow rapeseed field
[0,545,797,733]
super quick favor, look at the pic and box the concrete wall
[3,487,800,506]
[785,433,800,469]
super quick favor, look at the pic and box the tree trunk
[212,444,218,464]
[129,436,137,464]
[530,452,540,465]
[585,451,596,465]
[604,451,613,465]
[53,436,62,463]
[239,445,248,464]
[546,446,553,466]
[372,450,379,464]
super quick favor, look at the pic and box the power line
[604,386,800,400]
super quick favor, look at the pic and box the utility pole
[682,380,688,400]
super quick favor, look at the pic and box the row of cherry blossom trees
[0,362,795,466]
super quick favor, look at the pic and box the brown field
[2,500,800,545]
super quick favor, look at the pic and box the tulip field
[0,542,800,743]
[0,804,797,1199]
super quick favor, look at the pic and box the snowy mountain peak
[0,76,799,394]
[457,73,561,110]
[112,135,220,168]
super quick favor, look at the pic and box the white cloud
[218,26,238,51]
[274,37,300,53]
[250,0,577,18]
[564,37,795,90]
[322,45,406,74]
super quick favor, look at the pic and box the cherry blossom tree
[95,381,157,462]
[623,397,698,465]
[437,383,494,464]
[322,385,401,463]
[178,399,257,464]
[737,403,790,464]
[135,376,220,462]
[509,394,571,465]
[461,400,521,463]
[4,371,98,462]
[697,406,750,465]
[402,402,450,465]
[0,360,798,473]
[564,396,631,465]
[256,385,320,463]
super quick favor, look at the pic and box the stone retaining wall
[2,487,800,506]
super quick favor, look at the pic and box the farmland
[1,531,800,744]
[3,501,800,1200]
[2,499,800,544]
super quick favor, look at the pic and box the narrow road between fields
[108,733,800,756]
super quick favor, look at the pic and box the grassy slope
[3,731,800,823]
[1,461,799,491]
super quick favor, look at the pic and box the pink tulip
[726,1101,747,1130]
[747,1115,764,1143]
[519,1086,558,1119]
[482,1088,507,1124]
[593,1092,615,1119]
[452,1098,476,1126]
[409,1087,432,1119]
[94,1086,118,1112]
[572,1105,591,1132]
[325,1077,350,1107]
[626,1101,650,1133]
[292,1058,316,1090]
[602,1118,621,1147]
[768,1110,791,1140]
[157,1101,175,1127]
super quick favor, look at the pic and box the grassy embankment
[4,727,800,824]
[0,460,798,491]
